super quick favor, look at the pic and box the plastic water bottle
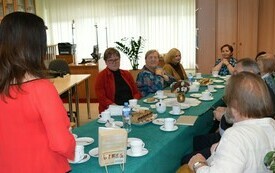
[188,73,194,85]
[122,102,132,133]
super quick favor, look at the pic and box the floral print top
[136,66,175,97]
[214,57,237,76]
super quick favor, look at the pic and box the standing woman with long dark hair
[0,12,75,173]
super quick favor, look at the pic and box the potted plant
[114,36,145,70]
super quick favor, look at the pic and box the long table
[71,77,226,172]
[52,74,91,126]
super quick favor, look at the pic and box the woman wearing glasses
[95,47,141,113]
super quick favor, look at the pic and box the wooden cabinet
[216,0,259,59]
[69,63,99,102]
[0,0,35,20]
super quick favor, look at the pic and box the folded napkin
[176,116,198,126]
[107,105,124,116]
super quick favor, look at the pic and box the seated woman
[136,49,175,97]
[163,48,188,81]
[187,72,275,173]
[95,48,141,113]
[212,44,237,76]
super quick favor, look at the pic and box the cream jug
[156,99,166,113]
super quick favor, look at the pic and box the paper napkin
[176,116,198,126]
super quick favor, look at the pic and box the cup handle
[142,142,145,148]
[173,119,176,124]
[98,114,102,118]
[209,93,213,97]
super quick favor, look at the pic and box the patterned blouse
[214,57,237,76]
[136,66,175,97]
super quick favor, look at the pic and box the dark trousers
[181,132,221,164]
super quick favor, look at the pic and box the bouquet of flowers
[170,80,190,94]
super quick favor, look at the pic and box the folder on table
[176,116,198,126]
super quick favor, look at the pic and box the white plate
[199,97,214,101]
[97,118,114,124]
[160,125,178,132]
[105,121,123,128]
[213,79,224,83]
[194,76,203,79]
[76,137,94,146]
[132,114,158,126]
[163,98,201,107]
[132,107,150,112]
[153,95,168,99]
[143,98,158,104]
[88,147,98,157]
[190,93,202,98]
[152,118,165,126]
[214,85,225,89]
[180,103,191,110]
[127,148,148,157]
[219,76,227,79]
[127,138,143,147]
[208,89,217,93]
[69,154,90,164]
[169,110,184,115]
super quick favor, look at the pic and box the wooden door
[258,0,275,54]
[237,0,259,59]
[216,0,238,59]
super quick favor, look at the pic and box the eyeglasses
[107,58,120,64]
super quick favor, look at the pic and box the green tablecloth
[71,77,225,173]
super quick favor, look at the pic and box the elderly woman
[188,72,275,173]
[163,48,188,81]
[136,49,175,97]
[95,47,141,113]
[212,44,237,76]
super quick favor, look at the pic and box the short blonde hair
[165,48,181,63]
[257,53,275,74]
[224,72,273,119]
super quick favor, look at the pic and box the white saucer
[132,107,149,112]
[127,148,148,157]
[208,89,217,93]
[143,98,158,104]
[199,97,214,101]
[153,95,168,99]
[213,79,224,83]
[127,138,143,147]
[219,76,227,79]
[215,85,225,88]
[152,118,165,126]
[69,154,90,164]
[97,118,114,124]
[88,147,98,157]
[105,121,123,128]
[76,137,94,146]
[190,93,202,98]
[160,125,178,132]
[169,110,184,115]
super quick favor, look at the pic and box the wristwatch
[193,161,205,172]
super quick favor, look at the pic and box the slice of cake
[131,110,153,123]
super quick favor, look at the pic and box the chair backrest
[48,59,71,75]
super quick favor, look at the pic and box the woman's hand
[188,153,207,171]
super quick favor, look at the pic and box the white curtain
[37,0,196,70]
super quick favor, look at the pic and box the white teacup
[130,140,145,155]
[155,90,164,98]
[164,118,176,130]
[201,90,212,99]
[207,85,215,92]
[212,70,219,77]
[73,145,85,162]
[129,99,138,107]
[172,105,181,114]
[98,110,111,121]
[196,73,202,78]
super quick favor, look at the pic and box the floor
[64,103,99,126]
